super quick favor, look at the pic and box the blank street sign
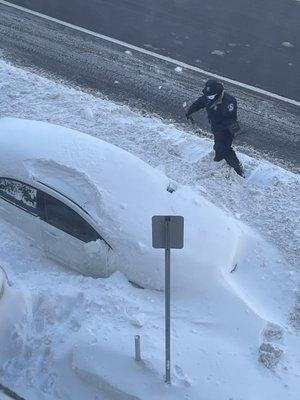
[152,215,184,384]
[152,215,184,249]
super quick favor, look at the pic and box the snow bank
[0,234,298,400]
[1,58,298,271]
[0,59,299,400]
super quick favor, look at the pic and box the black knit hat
[202,79,224,96]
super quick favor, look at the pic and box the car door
[39,191,110,277]
[0,178,42,246]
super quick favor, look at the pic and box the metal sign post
[164,216,171,384]
[152,215,184,384]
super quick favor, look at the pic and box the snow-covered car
[0,118,243,290]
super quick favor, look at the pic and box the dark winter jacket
[187,92,237,132]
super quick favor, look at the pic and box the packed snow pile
[0,59,299,400]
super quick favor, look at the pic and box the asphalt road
[0,3,299,172]
[4,0,300,101]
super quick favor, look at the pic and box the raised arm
[186,96,206,119]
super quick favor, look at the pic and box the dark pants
[213,129,244,176]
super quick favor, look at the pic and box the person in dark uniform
[186,79,244,177]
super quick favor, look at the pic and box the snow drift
[0,59,299,400]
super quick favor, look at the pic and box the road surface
[4,0,300,101]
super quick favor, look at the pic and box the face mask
[206,94,217,100]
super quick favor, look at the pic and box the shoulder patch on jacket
[228,103,235,112]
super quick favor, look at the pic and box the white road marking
[0,0,299,107]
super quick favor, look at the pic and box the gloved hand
[185,112,191,120]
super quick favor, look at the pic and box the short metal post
[165,217,171,384]
[135,335,141,361]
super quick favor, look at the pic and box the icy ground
[0,59,299,400]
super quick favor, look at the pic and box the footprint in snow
[174,365,192,387]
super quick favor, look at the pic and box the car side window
[0,178,38,215]
[42,192,100,243]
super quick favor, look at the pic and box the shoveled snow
[0,59,299,400]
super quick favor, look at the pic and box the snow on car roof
[0,118,174,226]
[0,117,169,201]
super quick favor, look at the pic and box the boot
[234,163,245,178]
